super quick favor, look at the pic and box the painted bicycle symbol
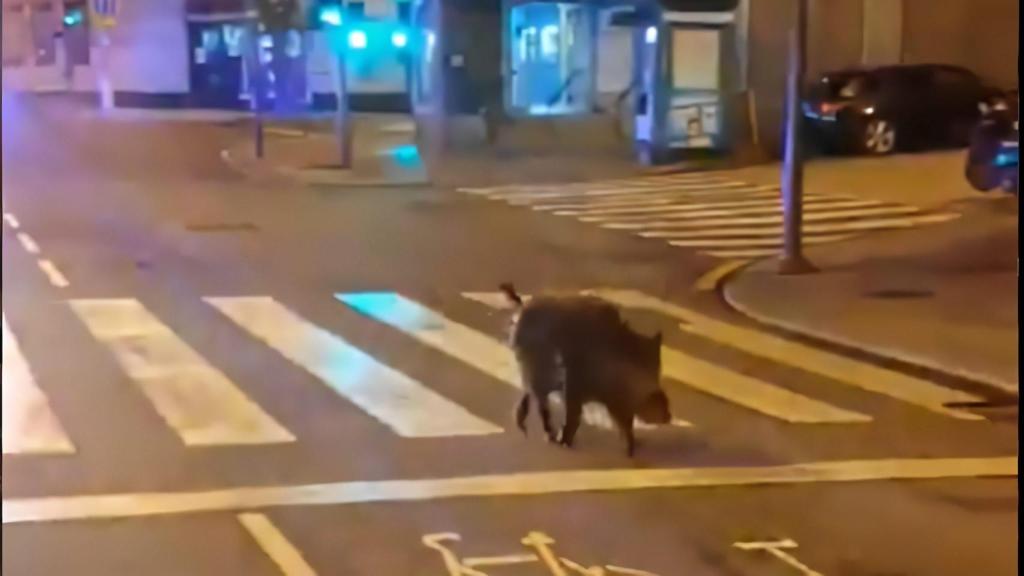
[422,531,660,576]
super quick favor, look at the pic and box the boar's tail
[499,282,524,308]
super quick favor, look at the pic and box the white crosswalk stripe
[592,290,986,420]
[460,173,732,196]
[2,313,75,455]
[70,299,296,446]
[206,296,502,438]
[1,288,991,457]
[561,193,847,216]
[335,292,694,430]
[458,174,961,259]
[597,200,886,227]
[461,292,872,424]
[578,195,856,222]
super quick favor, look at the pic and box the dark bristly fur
[500,283,670,457]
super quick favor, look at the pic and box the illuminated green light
[348,29,367,49]
[318,6,342,27]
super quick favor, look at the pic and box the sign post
[90,0,118,111]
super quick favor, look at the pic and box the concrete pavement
[723,162,1019,395]
[2,96,1017,576]
[221,114,430,187]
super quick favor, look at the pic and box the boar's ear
[650,332,662,350]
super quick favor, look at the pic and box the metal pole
[97,29,115,111]
[335,48,353,169]
[250,24,264,159]
[778,0,816,274]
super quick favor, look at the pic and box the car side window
[930,68,980,93]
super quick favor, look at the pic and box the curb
[720,275,1019,396]
[220,146,430,189]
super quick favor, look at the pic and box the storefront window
[412,0,435,106]
[507,2,593,116]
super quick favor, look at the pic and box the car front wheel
[862,118,897,155]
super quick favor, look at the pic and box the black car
[803,64,1001,155]
[965,89,1018,194]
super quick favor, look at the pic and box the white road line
[4,456,1014,525]
[532,190,788,212]
[577,193,806,218]
[578,195,855,222]
[659,346,870,423]
[16,232,40,254]
[206,297,501,438]
[36,259,69,288]
[462,293,866,424]
[507,183,768,203]
[337,293,691,431]
[507,180,754,201]
[70,299,296,446]
[460,173,730,196]
[637,205,923,234]
[554,192,784,217]
[2,313,75,455]
[694,260,752,292]
[645,213,960,240]
[593,290,986,420]
[599,200,888,228]
[3,212,20,229]
[238,513,318,576]
[665,234,855,248]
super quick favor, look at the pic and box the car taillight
[820,102,843,115]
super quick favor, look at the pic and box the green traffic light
[318,6,343,27]
[63,9,84,27]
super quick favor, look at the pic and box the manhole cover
[863,288,935,300]
[185,222,258,233]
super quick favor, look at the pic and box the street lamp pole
[778,0,816,274]
[332,1,353,169]
[334,37,353,169]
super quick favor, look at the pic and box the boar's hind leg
[515,394,531,434]
[609,405,636,458]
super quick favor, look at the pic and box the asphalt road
[2,95,1017,576]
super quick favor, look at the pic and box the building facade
[1,0,412,110]
[3,0,1017,157]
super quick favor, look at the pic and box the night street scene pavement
[2,1,1018,575]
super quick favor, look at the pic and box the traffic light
[308,0,343,29]
[62,2,85,27]
[256,0,299,32]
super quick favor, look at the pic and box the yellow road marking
[238,513,318,576]
[694,260,752,292]
[4,456,1014,525]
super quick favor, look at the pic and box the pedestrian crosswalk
[1,289,990,457]
[458,174,961,259]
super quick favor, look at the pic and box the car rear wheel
[863,119,897,155]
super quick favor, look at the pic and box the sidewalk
[222,114,429,187]
[724,194,1019,394]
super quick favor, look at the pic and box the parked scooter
[966,90,1018,195]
